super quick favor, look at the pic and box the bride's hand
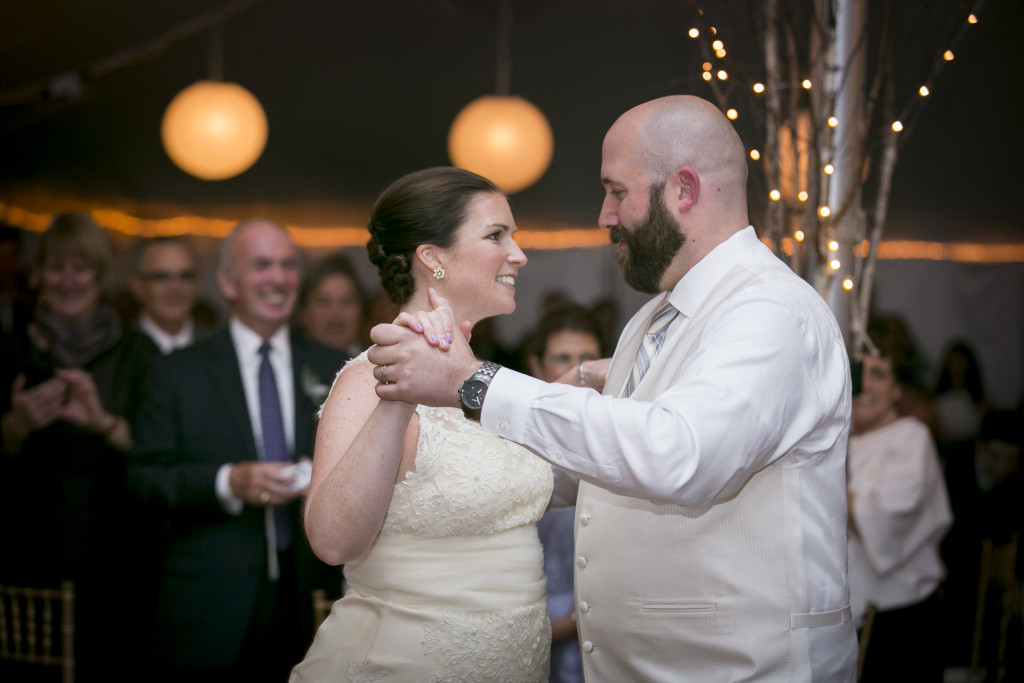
[390,288,471,351]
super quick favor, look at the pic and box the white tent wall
[871,259,1024,409]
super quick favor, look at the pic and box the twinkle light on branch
[828,240,839,251]
[802,79,812,89]
[794,230,805,242]
[727,109,738,120]
[753,82,765,93]
[770,189,782,201]
[702,72,713,82]
[824,164,835,174]
[919,85,930,97]
[717,70,728,80]
[712,40,724,50]
[828,116,839,127]
[819,206,831,218]
[829,259,841,271]
[968,14,978,24]
[842,278,854,290]
[943,50,955,61]
[798,191,808,202]
[892,121,904,132]
[689,28,700,38]
[750,149,760,160]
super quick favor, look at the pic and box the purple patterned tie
[259,342,291,549]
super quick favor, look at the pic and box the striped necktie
[623,301,678,398]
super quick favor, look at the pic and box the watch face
[461,380,487,410]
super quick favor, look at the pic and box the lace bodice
[384,403,552,536]
[326,352,553,539]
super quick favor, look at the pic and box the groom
[368,95,857,681]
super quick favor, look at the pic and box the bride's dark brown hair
[366,167,501,305]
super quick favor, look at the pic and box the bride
[290,167,552,681]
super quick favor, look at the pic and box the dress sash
[345,526,546,610]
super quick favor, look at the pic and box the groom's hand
[368,312,479,409]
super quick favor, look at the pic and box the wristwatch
[458,361,501,421]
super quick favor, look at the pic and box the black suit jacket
[128,328,346,670]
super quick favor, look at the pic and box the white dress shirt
[139,314,196,354]
[482,226,856,680]
[229,318,296,458]
[484,227,849,505]
[215,319,296,513]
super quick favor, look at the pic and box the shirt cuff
[480,368,543,442]
[216,463,244,516]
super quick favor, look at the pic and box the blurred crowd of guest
[0,214,363,681]
[1,214,1021,681]
[847,316,1022,681]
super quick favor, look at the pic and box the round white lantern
[447,95,554,194]
[161,81,268,180]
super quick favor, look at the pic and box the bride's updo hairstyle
[367,167,501,305]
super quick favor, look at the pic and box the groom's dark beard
[609,184,685,294]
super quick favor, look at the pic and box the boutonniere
[301,365,331,407]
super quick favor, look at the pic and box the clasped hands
[368,288,611,405]
[368,288,478,409]
[4,369,121,450]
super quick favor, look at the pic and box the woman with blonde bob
[0,212,157,677]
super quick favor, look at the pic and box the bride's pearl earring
[433,266,446,280]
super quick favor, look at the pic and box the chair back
[971,533,1019,675]
[0,580,75,683]
[856,602,877,683]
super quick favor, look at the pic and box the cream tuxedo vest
[574,264,854,682]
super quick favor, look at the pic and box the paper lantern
[161,81,268,180]
[448,95,553,194]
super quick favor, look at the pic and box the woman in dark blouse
[0,213,157,678]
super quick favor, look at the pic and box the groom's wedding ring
[379,364,391,384]
[258,490,271,505]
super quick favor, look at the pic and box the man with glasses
[130,236,212,353]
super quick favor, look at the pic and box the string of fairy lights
[2,200,1022,262]
[2,1,1018,264]
[682,1,993,284]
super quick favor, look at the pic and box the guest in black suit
[128,218,347,681]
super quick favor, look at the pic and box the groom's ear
[673,166,700,214]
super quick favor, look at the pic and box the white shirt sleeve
[216,463,244,515]
[482,289,847,507]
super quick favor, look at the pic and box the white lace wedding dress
[290,354,553,682]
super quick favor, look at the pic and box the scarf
[29,303,123,368]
